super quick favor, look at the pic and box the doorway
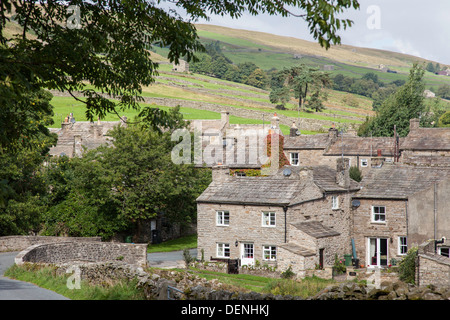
[368,238,388,267]
[240,243,254,266]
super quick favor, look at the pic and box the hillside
[192,24,450,89]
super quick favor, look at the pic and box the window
[331,196,339,210]
[361,159,368,167]
[398,236,408,255]
[262,212,276,227]
[439,247,449,258]
[263,245,277,261]
[371,206,386,223]
[290,153,299,166]
[216,211,229,226]
[217,243,230,258]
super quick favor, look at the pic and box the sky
[173,0,450,66]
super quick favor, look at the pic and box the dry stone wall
[15,241,148,267]
[0,236,101,252]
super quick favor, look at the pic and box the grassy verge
[4,263,146,300]
[147,234,197,253]
[184,267,336,298]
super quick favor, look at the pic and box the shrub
[349,166,362,182]
[398,247,418,284]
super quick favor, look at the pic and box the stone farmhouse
[49,115,126,158]
[197,158,360,277]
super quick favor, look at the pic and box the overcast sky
[184,0,450,66]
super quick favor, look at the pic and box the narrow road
[0,248,197,300]
[0,252,70,300]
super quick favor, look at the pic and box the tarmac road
[0,248,197,300]
[0,252,70,300]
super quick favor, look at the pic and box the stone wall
[15,241,148,267]
[0,236,101,252]
[416,241,450,288]
[351,199,408,266]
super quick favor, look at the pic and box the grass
[147,234,197,253]
[185,267,337,297]
[4,263,146,300]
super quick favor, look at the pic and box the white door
[241,243,254,266]
[368,238,388,267]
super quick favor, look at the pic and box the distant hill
[193,24,450,89]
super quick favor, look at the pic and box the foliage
[349,166,362,182]
[280,265,296,279]
[263,276,335,297]
[438,111,450,127]
[358,64,427,137]
[147,234,197,253]
[398,247,418,284]
[40,108,211,240]
[333,254,346,274]
[269,64,331,112]
[0,89,56,235]
[183,248,195,267]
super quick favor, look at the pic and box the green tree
[438,111,450,127]
[269,64,331,113]
[358,63,426,137]
[0,0,359,145]
[426,62,435,73]
[246,68,269,89]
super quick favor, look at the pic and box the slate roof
[284,134,331,150]
[324,136,401,157]
[353,164,450,199]
[279,243,315,257]
[197,165,360,206]
[291,221,340,238]
[401,127,450,151]
[49,121,120,157]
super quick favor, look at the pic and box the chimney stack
[289,122,298,137]
[221,111,230,127]
[212,165,230,182]
[410,118,420,131]
[336,157,350,188]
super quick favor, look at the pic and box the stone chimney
[271,113,280,130]
[73,135,82,157]
[328,127,338,141]
[221,111,230,127]
[212,165,230,182]
[336,157,350,188]
[410,118,420,131]
[289,122,298,137]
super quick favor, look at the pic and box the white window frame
[290,152,299,166]
[331,196,339,210]
[262,245,277,261]
[371,206,386,223]
[217,243,230,258]
[438,246,449,258]
[262,212,276,227]
[361,158,368,167]
[398,236,408,255]
[216,210,230,226]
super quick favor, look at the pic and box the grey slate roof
[353,164,450,199]
[197,165,360,206]
[291,221,340,238]
[279,243,316,257]
[324,136,401,157]
[284,134,331,150]
[401,127,450,151]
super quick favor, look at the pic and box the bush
[349,166,362,182]
[398,247,418,284]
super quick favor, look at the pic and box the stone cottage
[49,118,126,158]
[196,158,360,277]
[400,118,450,167]
[351,164,450,268]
